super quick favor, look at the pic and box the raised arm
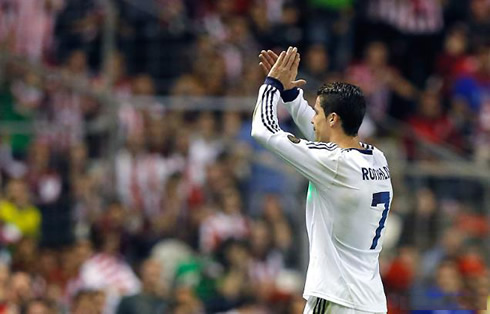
[282,88,315,141]
[252,48,338,187]
[259,50,315,141]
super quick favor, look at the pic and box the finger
[291,51,301,71]
[285,47,297,69]
[259,54,272,70]
[263,51,276,67]
[285,47,293,65]
[275,51,286,67]
[268,50,279,61]
[292,79,307,87]
[259,62,269,75]
[284,47,295,69]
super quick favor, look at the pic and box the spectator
[306,0,355,71]
[115,129,167,215]
[366,0,444,86]
[467,0,490,47]
[0,0,63,61]
[399,188,439,249]
[268,3,304,52]
[452,44,490,163]
[410,260,463,310]
[435,24,474,95]
[54,0,102,63]
[248,220,284,302]
[261,194,293,259]
[406,89,459,159]
[70,290,100,314]
[116,259,168,314]
[78,230,141,313]
[24,298,55,314]
[7,272,33,311]
[214,239,252,311]
[0,70,41,161]
[0,179,41,239]
[346,41,417,126]
[189,112,224,187]
[199,188,249,254]
[299,44,337,96]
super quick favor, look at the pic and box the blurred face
[306,45,329,74]
[141,260,163,293]
[445,30,467,56]
[250,221,271,256]
[10,272,32,303]
[26,302,50,314]
[222,189,241,214]
[420,92,442,118]
[71,292,100,314]
[72,293,96,314]
[282,6,299,25]
[7,180,30,206]
[29,141,50,169]
[70,144,87,166]
[107,53,126,80]
[228,17,249,43]
[223,112,241,137]
[226,243,249,268]
[366,42,388,67]
[436,263,461,293]
[39,251,57,276]
[67,51,87,73]
[477,46,490,74]
[216,0,234,16]
[0,263,9,285]
[442,229,463,255]
[416,188,437,215]
[132,75,155,95]
[311,97,331,142]
[92,291,106,313]
[263,195,283,220]
[107,203,125,227]
[73,240,93,266]
[470,0,490,20]
[126,130,145,153]
[198,112,216,138]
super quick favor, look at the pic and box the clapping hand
[259,47,306,90]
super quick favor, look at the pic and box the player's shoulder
[303,140,340,153]
[358,142,386,155]
[337,142,387,158]
[358,142,389,164]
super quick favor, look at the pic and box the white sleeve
[251,79,339,187]
[282,88,315,141]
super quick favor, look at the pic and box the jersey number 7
[370,192,390,250]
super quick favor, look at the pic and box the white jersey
[251,79,393,312]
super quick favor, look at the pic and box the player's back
[303,143,392,312]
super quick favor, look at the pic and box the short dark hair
[317,82,366,136]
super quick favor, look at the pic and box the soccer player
[252,47,392,314]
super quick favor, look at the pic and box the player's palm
[259,47,306,90]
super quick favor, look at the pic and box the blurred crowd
[0,0,489,313]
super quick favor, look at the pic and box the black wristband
[282,87,300,102]
[265,77,284,92]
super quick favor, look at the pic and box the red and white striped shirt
[79,253,141,314]
[199,212,250,254]
[0,0,63,60]
[368,0,443,34]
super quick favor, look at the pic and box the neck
[328,132,362,149]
